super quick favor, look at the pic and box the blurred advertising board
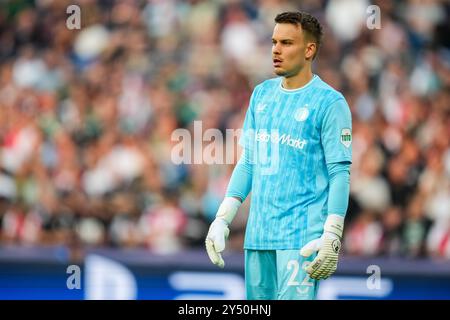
[0,247,449,300]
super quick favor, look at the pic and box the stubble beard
[274,67,290,77]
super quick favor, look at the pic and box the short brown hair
[274,11,323,60]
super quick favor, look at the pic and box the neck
[282,67,313,90]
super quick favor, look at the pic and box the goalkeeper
[205,11,352,300]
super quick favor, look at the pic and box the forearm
[225,150,253,203]
[327,162,351,217]
[302,163,350,279]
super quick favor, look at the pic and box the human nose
[272,43,281,55]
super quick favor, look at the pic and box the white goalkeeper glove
[300,214,344,280]
[205,197,241,268]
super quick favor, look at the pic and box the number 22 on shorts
[287,260,314,294]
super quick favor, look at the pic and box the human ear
[305,42,316,60]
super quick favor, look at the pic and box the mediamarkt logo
[255,131,307,150]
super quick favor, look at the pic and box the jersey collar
[279,74,318,93]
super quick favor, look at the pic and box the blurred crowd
[0,0,449,259]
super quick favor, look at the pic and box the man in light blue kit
[205,11,352,300]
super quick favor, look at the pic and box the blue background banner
[1,246,450,300]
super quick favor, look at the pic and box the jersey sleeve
[320,98,352,164]
[238,86,260,152]
[225,150,253,202]
[327,162,351,217]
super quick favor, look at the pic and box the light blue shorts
[245,249,319,300]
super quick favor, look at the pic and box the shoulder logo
[294,106,309,122]
[340,128,352,148]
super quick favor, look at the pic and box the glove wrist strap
[216,197,241,225]
[324,214,344,238]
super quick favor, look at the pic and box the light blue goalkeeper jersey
[240,75,352,250]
